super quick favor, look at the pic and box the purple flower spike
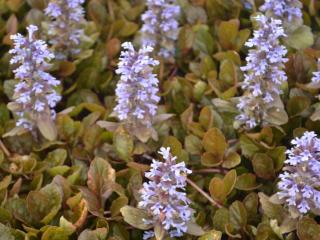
[141,0,180,59]
[114,42,160,128]
[138,147,193,239]
[9,25,61,131]
[278,131,320,215]
[236,15,288,129]
[260,0,303,31]
[45,0,86,60]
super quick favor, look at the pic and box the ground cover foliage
[0,0,320,239]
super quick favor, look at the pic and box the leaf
[222,151,241,168]
[297,217,320,240]
[229,201,247,230]
[198,229,222,240]
[194,26,215,54]
[120,206,152,230]
[235,173,260,191]
[265,107,288,126]
[287,96,311,116]
[110,196,128,217]
[258,192,286,224]
[218,19,239,50]
[186,221,205,236]
[41,226,70,240]
[239,135,263,158]
[58,61,76,77]
[87,157,116,204]
[202,128,227,158]
[44,149,67,167]
[185,135,203,155]
[285,25,314,50]
[26,182,63,224]
[163,136,183,158]
[209,170,236,202]
[252,153,275,180]
[0,223,16,240]
[0,175,11,191]
[113,127,134,162]
[201,152,223,166]
[37,113,57,141]
[267,146,286,172]
[78,228,108,240]
[212,208,230,232]
[199,106,214,130]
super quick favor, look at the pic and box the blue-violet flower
[278,131,320,215]
[311,59,320,84]
[260,0,303,32]
[138,147,193,239]
[141,0,180,59]
[114,42,160,128]
[8,25,61,131]
[44,0,86,60]
[236,15,288,129]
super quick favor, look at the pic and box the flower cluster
[141,0,180,59]
[44,0,85,60]
[114,42,160,128]
[138,147,193,239]
[311,59,320,84]
[8,25,61,131]
[278,131,320,215]
[260,0,303,32]
[236,15,288,129]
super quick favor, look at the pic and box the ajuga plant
[113,42,160,133]
[236,15,288,129]
[278,132,320,215]
[44,0,86,60]
[141,0,180,60]
[138,147,194,239]
[7,25,61,139]
[260,0,303,32]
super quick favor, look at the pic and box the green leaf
[26,182,63,224]
[41,226,70,240]
[235,173,260,191]
[198,229,222,240]
[212,208,230,232]
[222,151,241,169]
[78,228,108,240]
[87,157,116,203]
[163,136,183,158]
[120,206,152,230]
[229,201,247,230]
[199,106,214,130]
[0,223,16,240]
[252,153,275,180]
[113,127,134,162]
[201,152,223,167]
[217,19,239,50]
[186,221,205,236]
[287,96,311,117]
[297,217,320,240]
[258,193,286,224]
[37,113,57,141]
[209,170,237,202]
[185,135,203,155]
[110,196,129,217]
[202,128,227,158]
[285,25,314,50]
[239,135,263,158]
[193,26,215,54]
